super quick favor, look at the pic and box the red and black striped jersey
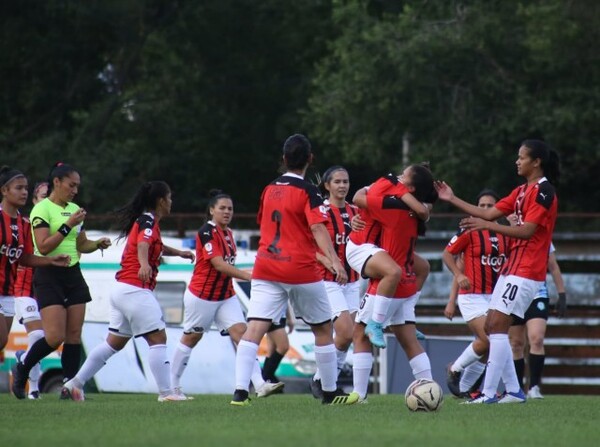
[188,222,237,301]
[366,178,418,298]
[495,178,558,281]
[115,213,163,290]
[446,229,511,295]
[0,210,33,296]
[348,175,397,246]
[252,173,329,284]
[318,201,360,283]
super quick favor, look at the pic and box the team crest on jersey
[144,228,153,237]
[449,235,458,245]
[204,242,213,253]
[319,205,327,216]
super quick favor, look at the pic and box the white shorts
[182,289,245,334]
[324,280,360,318]
[457,294,492,322]
[108,282,166,338]
[346,240,384,278]
[0,295,15,317]
[356,293,419,327]
[15,297,41,323]
[489,275,544,319]
[248,279,332,325]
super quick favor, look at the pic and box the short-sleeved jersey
[348,175,397,246]
[252,173,329,284]
[115,213,163,290]
[30,198,82,266]
[366,176,419,298]
[446,229,511,295]
[188,221,237,301]
[495,178,558,281]
[318,200,360,283]
[0,210,34,296]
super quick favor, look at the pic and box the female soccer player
[509,242,566,399]
[171,190,283,399]
[349,164,436,402]
[231,134,354,406]
[12,163,111,399]
[443,189,511,397]
[435,139,559,404]
[310,166,360,398]
[61,181,195,402]
[13,181,49,399]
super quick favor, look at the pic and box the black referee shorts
[34,263,92,309]
[512,298,549,326]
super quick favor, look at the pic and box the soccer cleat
[230,389,251,406]
[157,393,188,402]
[322,389,359,405]
[28,391,41,400]
[461,393,498,404]
[498,389,527,404]
[256,381,284,398]
[173,386,195,400]
[310,378,324,399]
[446,363,462,397]
[60,379,85,401]
[527,385,544,399]
[11,362,28,400]
[365,320,386,349]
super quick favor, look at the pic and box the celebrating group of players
[1,133,559,405]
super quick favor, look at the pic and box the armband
[58,224,72,237]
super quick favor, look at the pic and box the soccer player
[230,134,355,406]
[60,181,195,402]
[13,181,49,399]
[171,190,283,399]
[12,163,111,399]
[443,189,511,397]
[509,242,566,399]
[435,139,559,404]
[310,166,360,398]
[349,165,436,402]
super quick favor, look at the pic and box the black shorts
[267,318,287,333]
[34,263,92,309]
[512,298,549,326]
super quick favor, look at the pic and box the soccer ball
[405,378,444,412]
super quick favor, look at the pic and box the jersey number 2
[267,210,282,254]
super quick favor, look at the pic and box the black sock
[262,351,284,382]
[514,358,525,389]
[22,338,55,373]
[62,344,82,381]
[528,354,545,387]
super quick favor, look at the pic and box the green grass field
[0,393,597,447]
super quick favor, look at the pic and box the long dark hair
[522,139,560,186]
[0,165,25,189]
[409,162,437,203]
[47,162,79,194]
[206,189,232,221]
[114,181,171,240]
[282,134,312,170]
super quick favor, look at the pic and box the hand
[50,254,71,267]
[434,181,454,202]
[555,292,567,318]
[456,273,471,291]
[459,216,489,232]
[350,215,366,231]
[67,208,87,227]
[332,261,348,285]
[138,264,152,284]
[444,301,456,320]
[180,250,195,263]
[286,318,295,334]
[96,237,112,250]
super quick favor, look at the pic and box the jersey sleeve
[304,184,329,226]
[136,215,158,245]
[30,203,50,229]
[446,229,469,255]
[524,182,555,225]
[22,218,34,255]
[495,187,520,216]
[199,227,224,260]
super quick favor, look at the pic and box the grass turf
[0,393,597,447]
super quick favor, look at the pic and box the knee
[382,264,402,283]
[182,332,202,348]
[529,334,544,351]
